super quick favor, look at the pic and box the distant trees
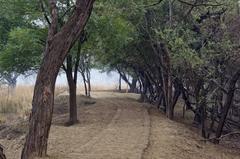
[78,50,92,97]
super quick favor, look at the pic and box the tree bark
[81,72,88,96]
[0,144,6,159]
[87,79,91,96]
[170,78,182,111]
[129,78,137,93]
[21,1,95,158]
[66,39,81,125]
[65,54,78,125]
[215,70,240,143]
[86,67,91,97]
[200,89,208,138]
[67,74,78,125]
[159,43,173,119]
[119,74,122,91]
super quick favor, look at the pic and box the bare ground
[0,92,240,159]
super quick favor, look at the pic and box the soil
[0,92,240,159]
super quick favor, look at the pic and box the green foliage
[85,1,137,70]
[157,28,203,69]
[0,0,240,88]
[0,28,44,74]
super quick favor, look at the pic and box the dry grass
[0,84,121,121]
[0,86,33,118]
[0,85,69,121]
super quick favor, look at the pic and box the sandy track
[47,98,150,159]
[1,92,240,159]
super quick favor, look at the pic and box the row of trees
[1,0,240,158]
[97,0,240,142]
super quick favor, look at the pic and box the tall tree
[21,0,95,158]
[62,34,87,125]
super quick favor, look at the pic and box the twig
[177,0,223,7]
[145,0,164,7]
[200,131,240,142]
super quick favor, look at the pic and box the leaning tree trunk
[21,1,95,159]
[215,70,240,143]
[81,72,88,96]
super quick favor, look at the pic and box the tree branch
[177,0,223,7]
[48,0,58,37]
[144,0,164,8]
[40,0,51,25]
[61,63,67,72]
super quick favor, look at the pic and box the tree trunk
[67,75,78,125]
[119,75,122,91]
[159,43,173,119]
[65,54,78,125]
[66,39,81,125]
[200,91,207,138]
[21,59,57,159]
[138,79,142,94]
[140,74,148,102]
[117,69,132,91]
[86,68,91,97]
[81,72,88,96]
[21,1,95,158]
[215,70,240,143]
[129,78,137,93]
[171,88,181,110]
[0,144,6,159]
[181,83,194,112]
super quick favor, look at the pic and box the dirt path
[1,92,240,159]
[48,98,150,159]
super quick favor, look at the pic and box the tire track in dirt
[67,100,122,152]
[66,99,150,159]
[140,107,151,159]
